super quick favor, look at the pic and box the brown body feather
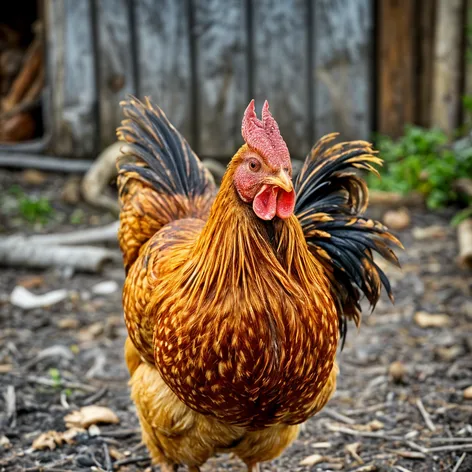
[118,98,400,470]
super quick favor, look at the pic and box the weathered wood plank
[464,0,472,127]
[96,0,136,149]
[135,0,193,145]
[377,0,415,137]
[431,0,463,135]
[417,0,436,128]
[194,0,248,158]
[44,0,98,157]
[313,0,373,141]
[252,0,310,158]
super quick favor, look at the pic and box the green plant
[369,126,472,216]
[18,195,54,224]
[69,208,85,225]
[49,368,62,387]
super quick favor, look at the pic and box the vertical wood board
[252,0,310,158]
[194,0,248,158]
[431,0,463,134]
[96,0,137,149]
[464,0,472,127]
[377,0,415,137]
[45,0,98,157]
[417,0,436,127]
[135,0,193,145]
[313,0,373,141]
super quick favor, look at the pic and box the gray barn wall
[44,0,373,160]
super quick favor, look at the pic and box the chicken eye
[248,159,261,172]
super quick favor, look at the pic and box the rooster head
[233,99,295,221]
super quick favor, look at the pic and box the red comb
[241,100,290,168]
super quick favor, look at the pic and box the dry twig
[416,398,436,432]
[452,453,467,472]
[322,407,356,425]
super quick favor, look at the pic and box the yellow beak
[264,170,293,193]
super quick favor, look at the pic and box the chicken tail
[294,133,402,346]
[116,97,216,271]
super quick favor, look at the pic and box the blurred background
[1,0,472,218]
[1,1,472,471]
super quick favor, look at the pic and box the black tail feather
[294,133,402,346]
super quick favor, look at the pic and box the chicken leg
[160,465,178,472]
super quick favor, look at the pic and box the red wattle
[276,189,295,219]
[253,185,277,220]
[253,185,295,220]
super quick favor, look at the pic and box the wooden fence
[38,0,467,160]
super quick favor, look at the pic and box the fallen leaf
[0,364,12,373]
[78,322,105,342]
[383,208,410,231]
[32,432,58,450]
[21,169,47,185]
[61,176,81,204]
[435,346,462,362]
[345,442,363,464]
[16,275,44,289]
[56,317,80,330]
[32,428,84,450]
[368,420,384,431]
[414,311,451,328]
[64,405,119,428]
[413,225,447,240]
[351,420,384,432]
[299,454,325,466]
[464,386,472,400]
[10,286,69,310]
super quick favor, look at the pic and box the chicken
[117,97,401,472]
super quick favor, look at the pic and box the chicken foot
[247,464,260,472]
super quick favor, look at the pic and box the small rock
[76,454,95,467]
[383,208,411,230]
[61,176,82,204]
[0,435,11,448]
[88,424,101,437]
[388,361,406,384]
[92,280,119,295]
[464,386,472,400]
[20,169,47,185]
[414,311,451,328]
[56,317,79,330]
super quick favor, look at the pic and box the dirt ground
[0,169,471,472]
